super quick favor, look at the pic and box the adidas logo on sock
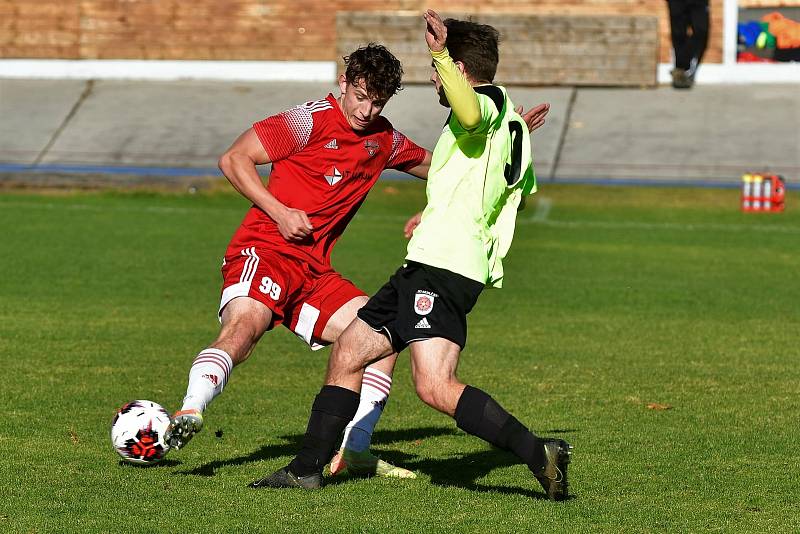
[201,373,219,386]
[415,317,431,329]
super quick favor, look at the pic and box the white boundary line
[2,58,797,85]
[0,59,337,82]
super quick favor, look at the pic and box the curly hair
[443,19,500,83]
[343,44,403,101]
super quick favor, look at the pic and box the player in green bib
[254,10,572,500]
[406,53,537,288]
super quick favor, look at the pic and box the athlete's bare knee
[415,385,436,410]
[329,336,365,376]
[413,369,461,414]
[413,376,441,409]
[327,322,390,385]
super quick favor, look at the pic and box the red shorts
[219,245,365,349]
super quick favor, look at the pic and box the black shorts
[357,261,484,353]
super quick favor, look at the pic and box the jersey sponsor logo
[414,290,437,315]
[415,317,431,329]
[364,139,379,157]
[324,139,338,150]
[325,166,343,186]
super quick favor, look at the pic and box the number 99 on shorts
[259,277,282,300]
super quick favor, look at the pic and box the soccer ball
[111,400,171,465]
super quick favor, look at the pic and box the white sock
[341,367,392,452]
[180,348,233,413]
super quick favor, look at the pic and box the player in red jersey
[164,44,428,478]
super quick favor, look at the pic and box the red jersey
[231,93,426,273]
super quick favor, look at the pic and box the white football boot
[164,409,204,450]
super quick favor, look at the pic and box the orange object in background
[765,174,786,212]
[762,12,800,49]
[741,173,786,212]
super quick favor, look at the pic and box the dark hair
[343,44,403,101]
[443,19,500,83]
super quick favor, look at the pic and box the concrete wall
[0,0,724,64]
[338,12,659,86]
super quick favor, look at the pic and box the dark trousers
[667,0,710,71]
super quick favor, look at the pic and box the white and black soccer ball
[111,400,171,465]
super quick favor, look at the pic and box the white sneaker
[327,448,416,479]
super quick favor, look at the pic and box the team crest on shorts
[364,139,379,157]
[414,290,437,316]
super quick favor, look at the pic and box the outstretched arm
[424,9,481,131]
[218,128,313,241]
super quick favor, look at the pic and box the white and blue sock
[340,367,392,452]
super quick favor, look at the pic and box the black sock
[288,385,360,477]
[454,385,546,472]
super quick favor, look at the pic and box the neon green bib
[406,85,536,288]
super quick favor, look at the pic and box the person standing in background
[667,0,710,88]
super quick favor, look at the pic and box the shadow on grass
[180,425,575,500]
[180,426,456,477]
[405,448,572,500]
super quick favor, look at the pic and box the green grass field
[1,182,798,533]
